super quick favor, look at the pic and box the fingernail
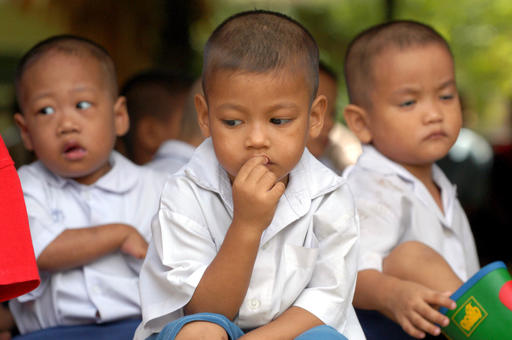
[434,327,441,335]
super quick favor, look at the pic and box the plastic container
[440,261,512,339]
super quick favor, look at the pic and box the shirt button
[91,285,101,295]
[249,298,260,310]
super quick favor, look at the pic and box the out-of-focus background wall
[2,1,512,154]
[1,0,511,265]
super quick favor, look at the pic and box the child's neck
[403,163,443,213]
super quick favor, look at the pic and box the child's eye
[440,94,454,101]
[270,118,291,125]
[399,100,416,108]
[223,119,242,127]
[38,106,55,115]
[76,101,92,110]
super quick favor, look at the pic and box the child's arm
[354,269,455,339]
[240,306,322,340]
[184,156,285,320]
[243,182,359,339]
[37,223,148,271]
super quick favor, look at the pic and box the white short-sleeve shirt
[145,139,195,174]
[343,145,480,281]
[134,138,365,340]
[10,152,167,334]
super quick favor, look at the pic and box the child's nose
[423,100,443,124]
[245,123,269,148]
[57,110,80,135]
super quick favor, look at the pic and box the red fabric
[0,135,40,301]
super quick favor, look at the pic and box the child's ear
[113,96,130,137]
[343,104,372,144]
[308,94,327,139]
[14,113,34,151]
[195,94,211,138]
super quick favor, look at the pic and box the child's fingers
[235,156,268,183]
[258,169,278,189]
[268,180,286,201]
[399,315,426,339]
[411,306,444,337]
[417,301,450,328]
[426,291,456,310]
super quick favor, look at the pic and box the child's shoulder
[344,146,412,201]
[17,160,54,189]
[299,149,347,198]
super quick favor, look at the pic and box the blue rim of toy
[439,261,506,315]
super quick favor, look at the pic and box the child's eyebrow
[216,102,300,113]
[437,79,456,90]
[69,85,97,94]
[391,79,456,97]
[29,91,53,103]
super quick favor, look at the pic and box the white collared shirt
[134,138,365,340]
[10,152,167,334]
[145,140,196,174]
[343,145,479,280]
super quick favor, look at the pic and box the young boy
[120,70,193,165]
[342,21,480,339]
[145,77,206,173]
[10,35,167,338]
[134,10,364,340]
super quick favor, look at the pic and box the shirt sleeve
[14,167,66,302]
[292,183,359,331]
[137,185,218,336]
[348,173,406,272]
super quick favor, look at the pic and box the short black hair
[120,69,194,160]
[15,34,118,111]
[202,9,319,101]
[319,60,338,83]
[344,20,452,109]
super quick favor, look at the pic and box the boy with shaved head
[135,10,364,340]
[343,21,479,339]
[11,35,166,339]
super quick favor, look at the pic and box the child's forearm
[353,269,401,314]
[184,220,262,320]
[37,223,134,271]
[241,306,323,340]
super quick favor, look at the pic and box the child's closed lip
[62,141,87,160]
[424,130,447,140]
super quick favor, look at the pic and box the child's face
[196,69,325,184]
[15,52,128,185]
[364,44,462,169]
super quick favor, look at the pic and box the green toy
[440,261,512,339]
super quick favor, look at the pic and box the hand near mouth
[232,155,286,234]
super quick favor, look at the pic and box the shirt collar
[184,138,345,242]
[358,144,456,226]
[152,140,195,162]
[39,151,140,193]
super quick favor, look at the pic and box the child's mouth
[63,143,87,160]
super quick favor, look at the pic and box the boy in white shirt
[145,78,205,173]
[120,70,193,166]
[135,10,364,340]
[10,35,166,339]
[342,21,479,339]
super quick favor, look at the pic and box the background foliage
[2,0,512,157]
